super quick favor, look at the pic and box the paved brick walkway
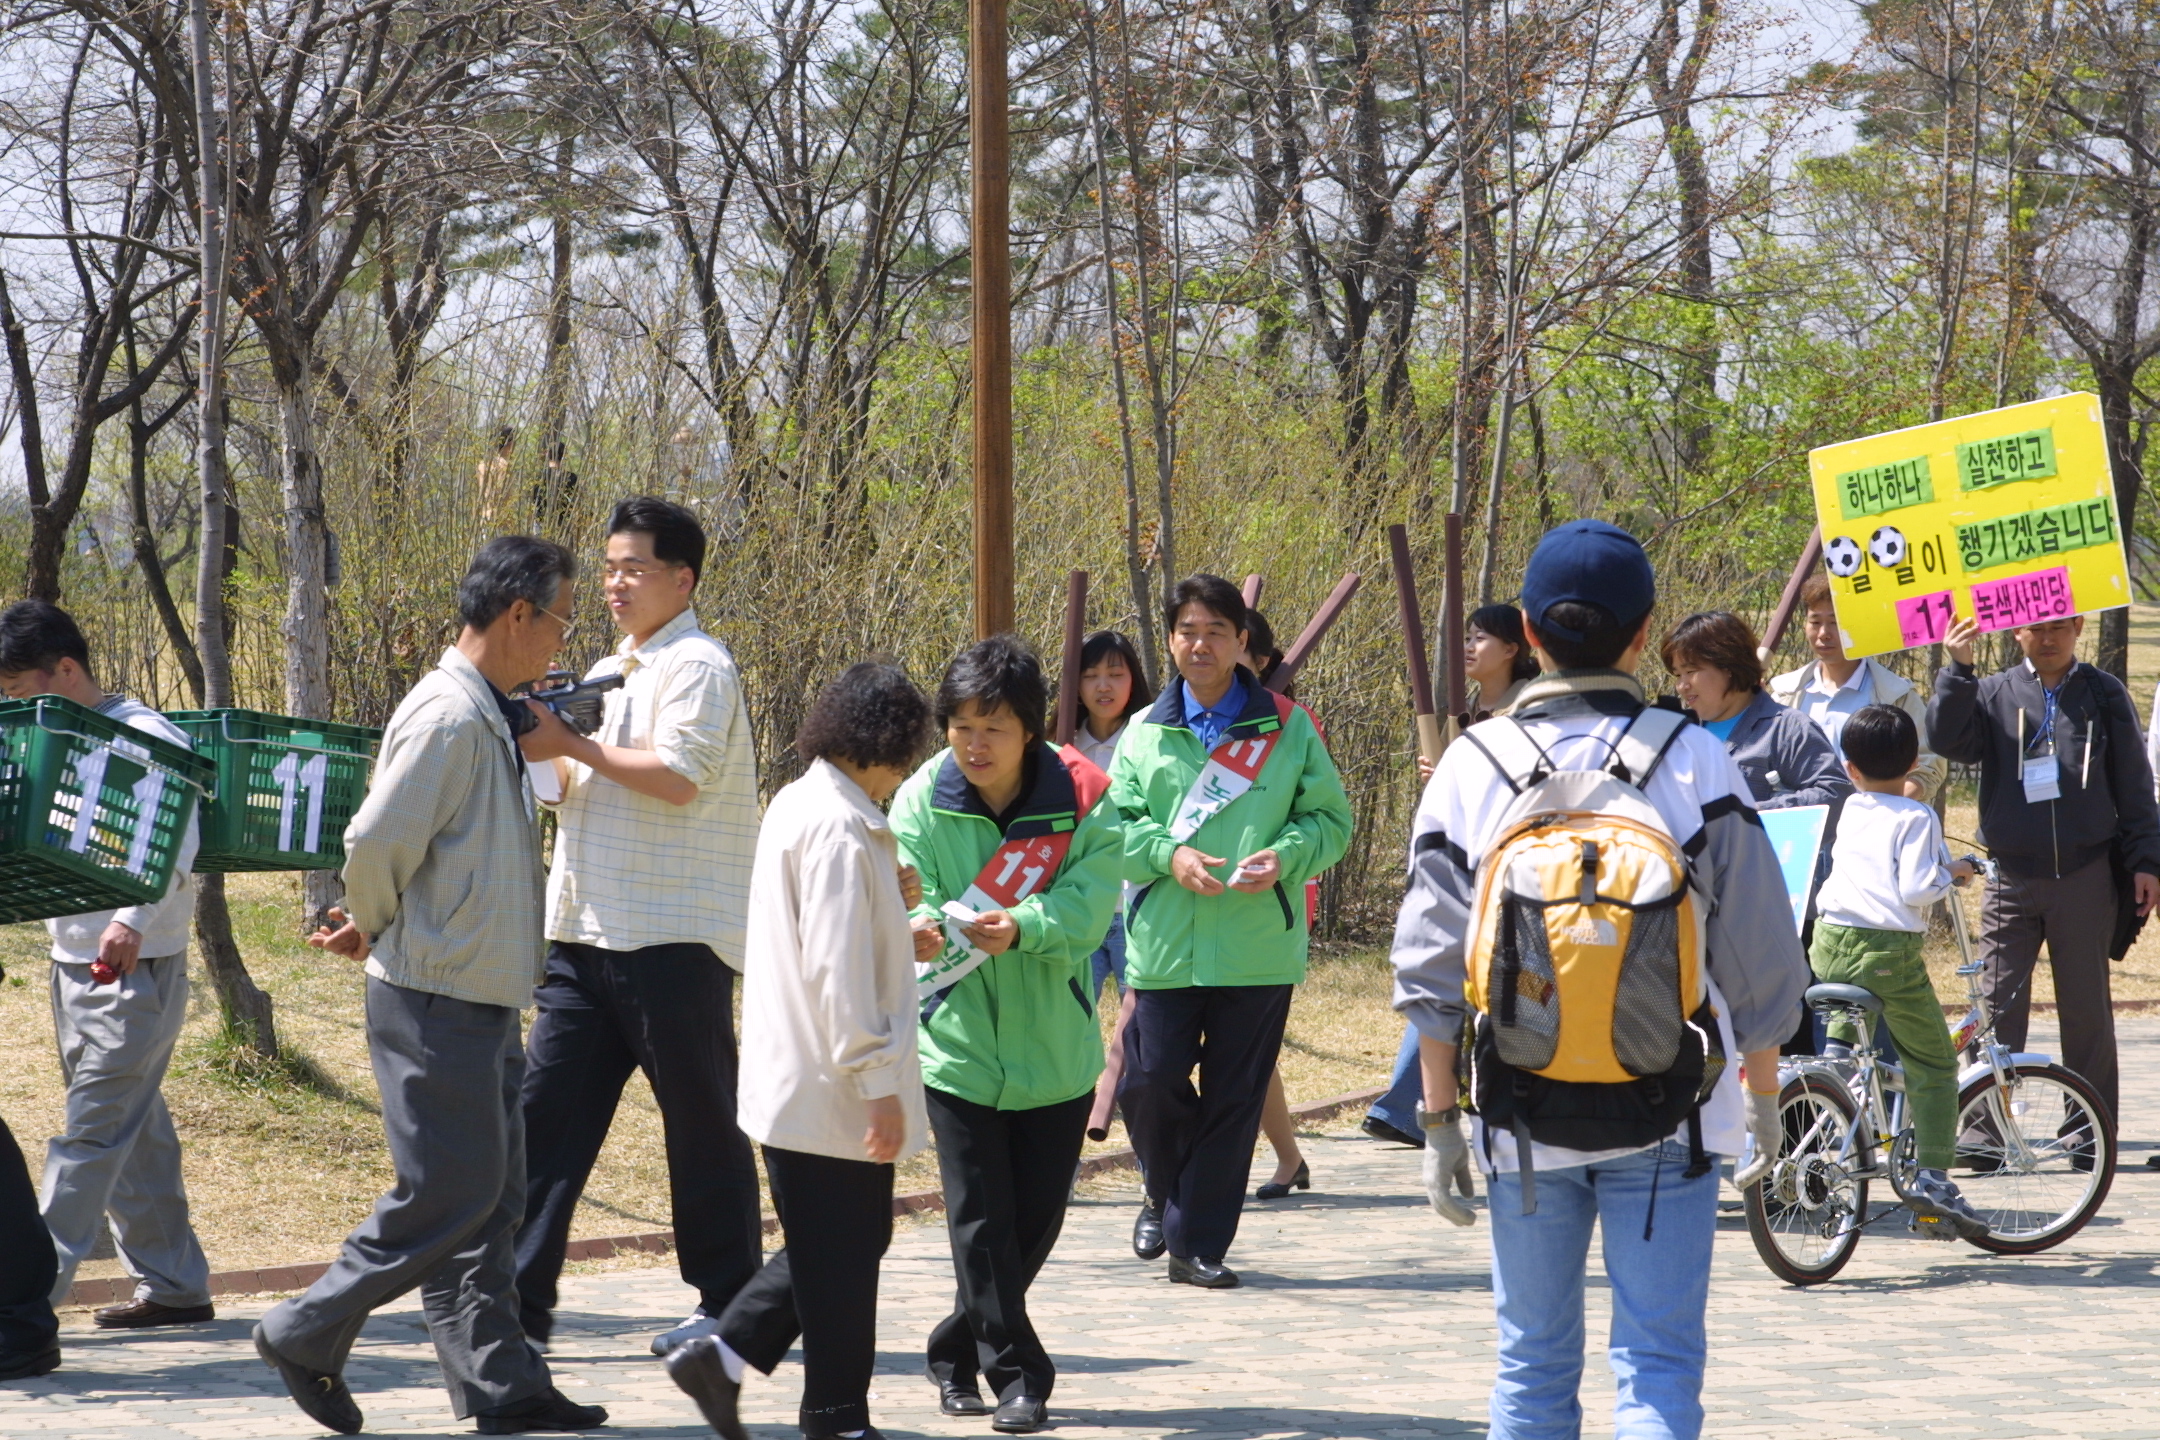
[7,1019,2160,1438]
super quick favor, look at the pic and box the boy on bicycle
[1810,703,1984,1238]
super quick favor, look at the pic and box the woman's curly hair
[795,661,933,771]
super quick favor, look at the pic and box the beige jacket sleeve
[794,817,910,1100]
[1890,675,1948,803]
[341,718,479,940]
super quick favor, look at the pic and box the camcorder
[510,670,625,737]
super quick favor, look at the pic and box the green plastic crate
[0,695,214,925]
[167,708,381,873]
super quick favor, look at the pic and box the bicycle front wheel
[1744,1073,1868,1285]
[1954,1061,2116,1254]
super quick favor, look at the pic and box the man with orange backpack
[1390,521,1806,1440]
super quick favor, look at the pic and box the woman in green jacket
[889,636,1121,1434]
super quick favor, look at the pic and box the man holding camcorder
[511,497,764,1358]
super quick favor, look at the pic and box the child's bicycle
[1742,857,2117,1284]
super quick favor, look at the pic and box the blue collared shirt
[1182,675,1246,751]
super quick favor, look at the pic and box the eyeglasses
[602,562,680,582]
[537,603,578,640]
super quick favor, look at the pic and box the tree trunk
[537,134,576,527]
[276,362,342,920]
[2097,365,2142,681]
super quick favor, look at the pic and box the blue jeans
[1366,1023,1422,1134]
[1089,913,1127,1000]
[1487,1140,1716,1440]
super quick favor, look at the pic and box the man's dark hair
[937,635,1049,741]
[1243,607,1281,681]
[796,662,932,771]
[1077,630,1154,718]
[1842,703,1919,781]
[608,495,707,584]
[1470,603,1542,683]
[457,536,578,632]
[0,600,92,679]
[1660,610,1765,694]
[1530,601,1637,671]
[1164,574,1247,638]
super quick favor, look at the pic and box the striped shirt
[546,608,760,967]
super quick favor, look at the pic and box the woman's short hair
[1659,611,1765,694]
[1470,603,1541,683]
[795,662,932,771]
[936,635,1048,741]
[1077,630,1155,718]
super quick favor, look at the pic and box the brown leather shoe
[93,1298,215,1329]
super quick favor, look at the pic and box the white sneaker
[651,1308,720,1357]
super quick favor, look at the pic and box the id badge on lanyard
[2023,685,2062,804]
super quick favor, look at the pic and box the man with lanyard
[1108,575,1352,1289]
[1930,612,2160,1127]
[511,497,763,1358]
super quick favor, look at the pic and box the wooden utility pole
[971,0,1014,639]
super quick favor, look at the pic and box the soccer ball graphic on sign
[1824,535,1864,578]
[1869,526,1908,568]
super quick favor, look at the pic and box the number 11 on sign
[1896,589,1958,648]
[272,751,329,853]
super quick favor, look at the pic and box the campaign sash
[916,745,1112,1001]
[1167,692,1293,843]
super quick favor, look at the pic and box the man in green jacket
[1109,575,1353,1289]
[891,636,1121,1432]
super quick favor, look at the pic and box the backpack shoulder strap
[1460,717,1553,796]
[1611,706,1688,789]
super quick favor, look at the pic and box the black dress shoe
[992,1395,1049,1433]
[95,1297,215,1329]
[1166,1254,1239,1289]
[475,1384,610,1434]
[666,1336,748,1440]
[0,1345,60,1382]
[1255,1159,1311,1200]
[254,1323,364,1436]
[1361,1115,1425,1149]
[937,1378,990,1415]
[1131,1199,1166,1260]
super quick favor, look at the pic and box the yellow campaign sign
[1806,393,2130,661]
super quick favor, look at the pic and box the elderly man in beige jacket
[254,537,603,1438]
[1770,570,1946,803]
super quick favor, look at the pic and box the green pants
[1809,922,1961,1169]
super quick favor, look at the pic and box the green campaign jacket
[890,742,1120,1111]
[1109,670,1353,989]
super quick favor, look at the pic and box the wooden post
[1442,512,1467,728]
[1241,574,1264,610]
[1757,527,1823,662]
[970,0,1013,639]
[1055,570,1088,746]
[1268,573,1363,694]
[1388,525,1444,765]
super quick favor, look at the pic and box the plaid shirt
[347,648,546,1010]
[546,608,760,966]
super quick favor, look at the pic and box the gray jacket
[345,647,546,1010]
[1391,671,1807,1058]
[1714,688,1853,812]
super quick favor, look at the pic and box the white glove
[1734,1087,1783,1190]
[1420,1109,1478,1226]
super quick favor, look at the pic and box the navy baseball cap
[1519,520,1655,642]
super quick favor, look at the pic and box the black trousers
[924,1088,1090,1402]
[718,1146,894,1437]
[1980,858,2121,1118]
[0,1109,58,1359]
[513,941,761,1339]
[1118,983,1293,1263]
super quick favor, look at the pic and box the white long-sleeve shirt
[736,758,927,1163]
[1813,790,1956,934]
